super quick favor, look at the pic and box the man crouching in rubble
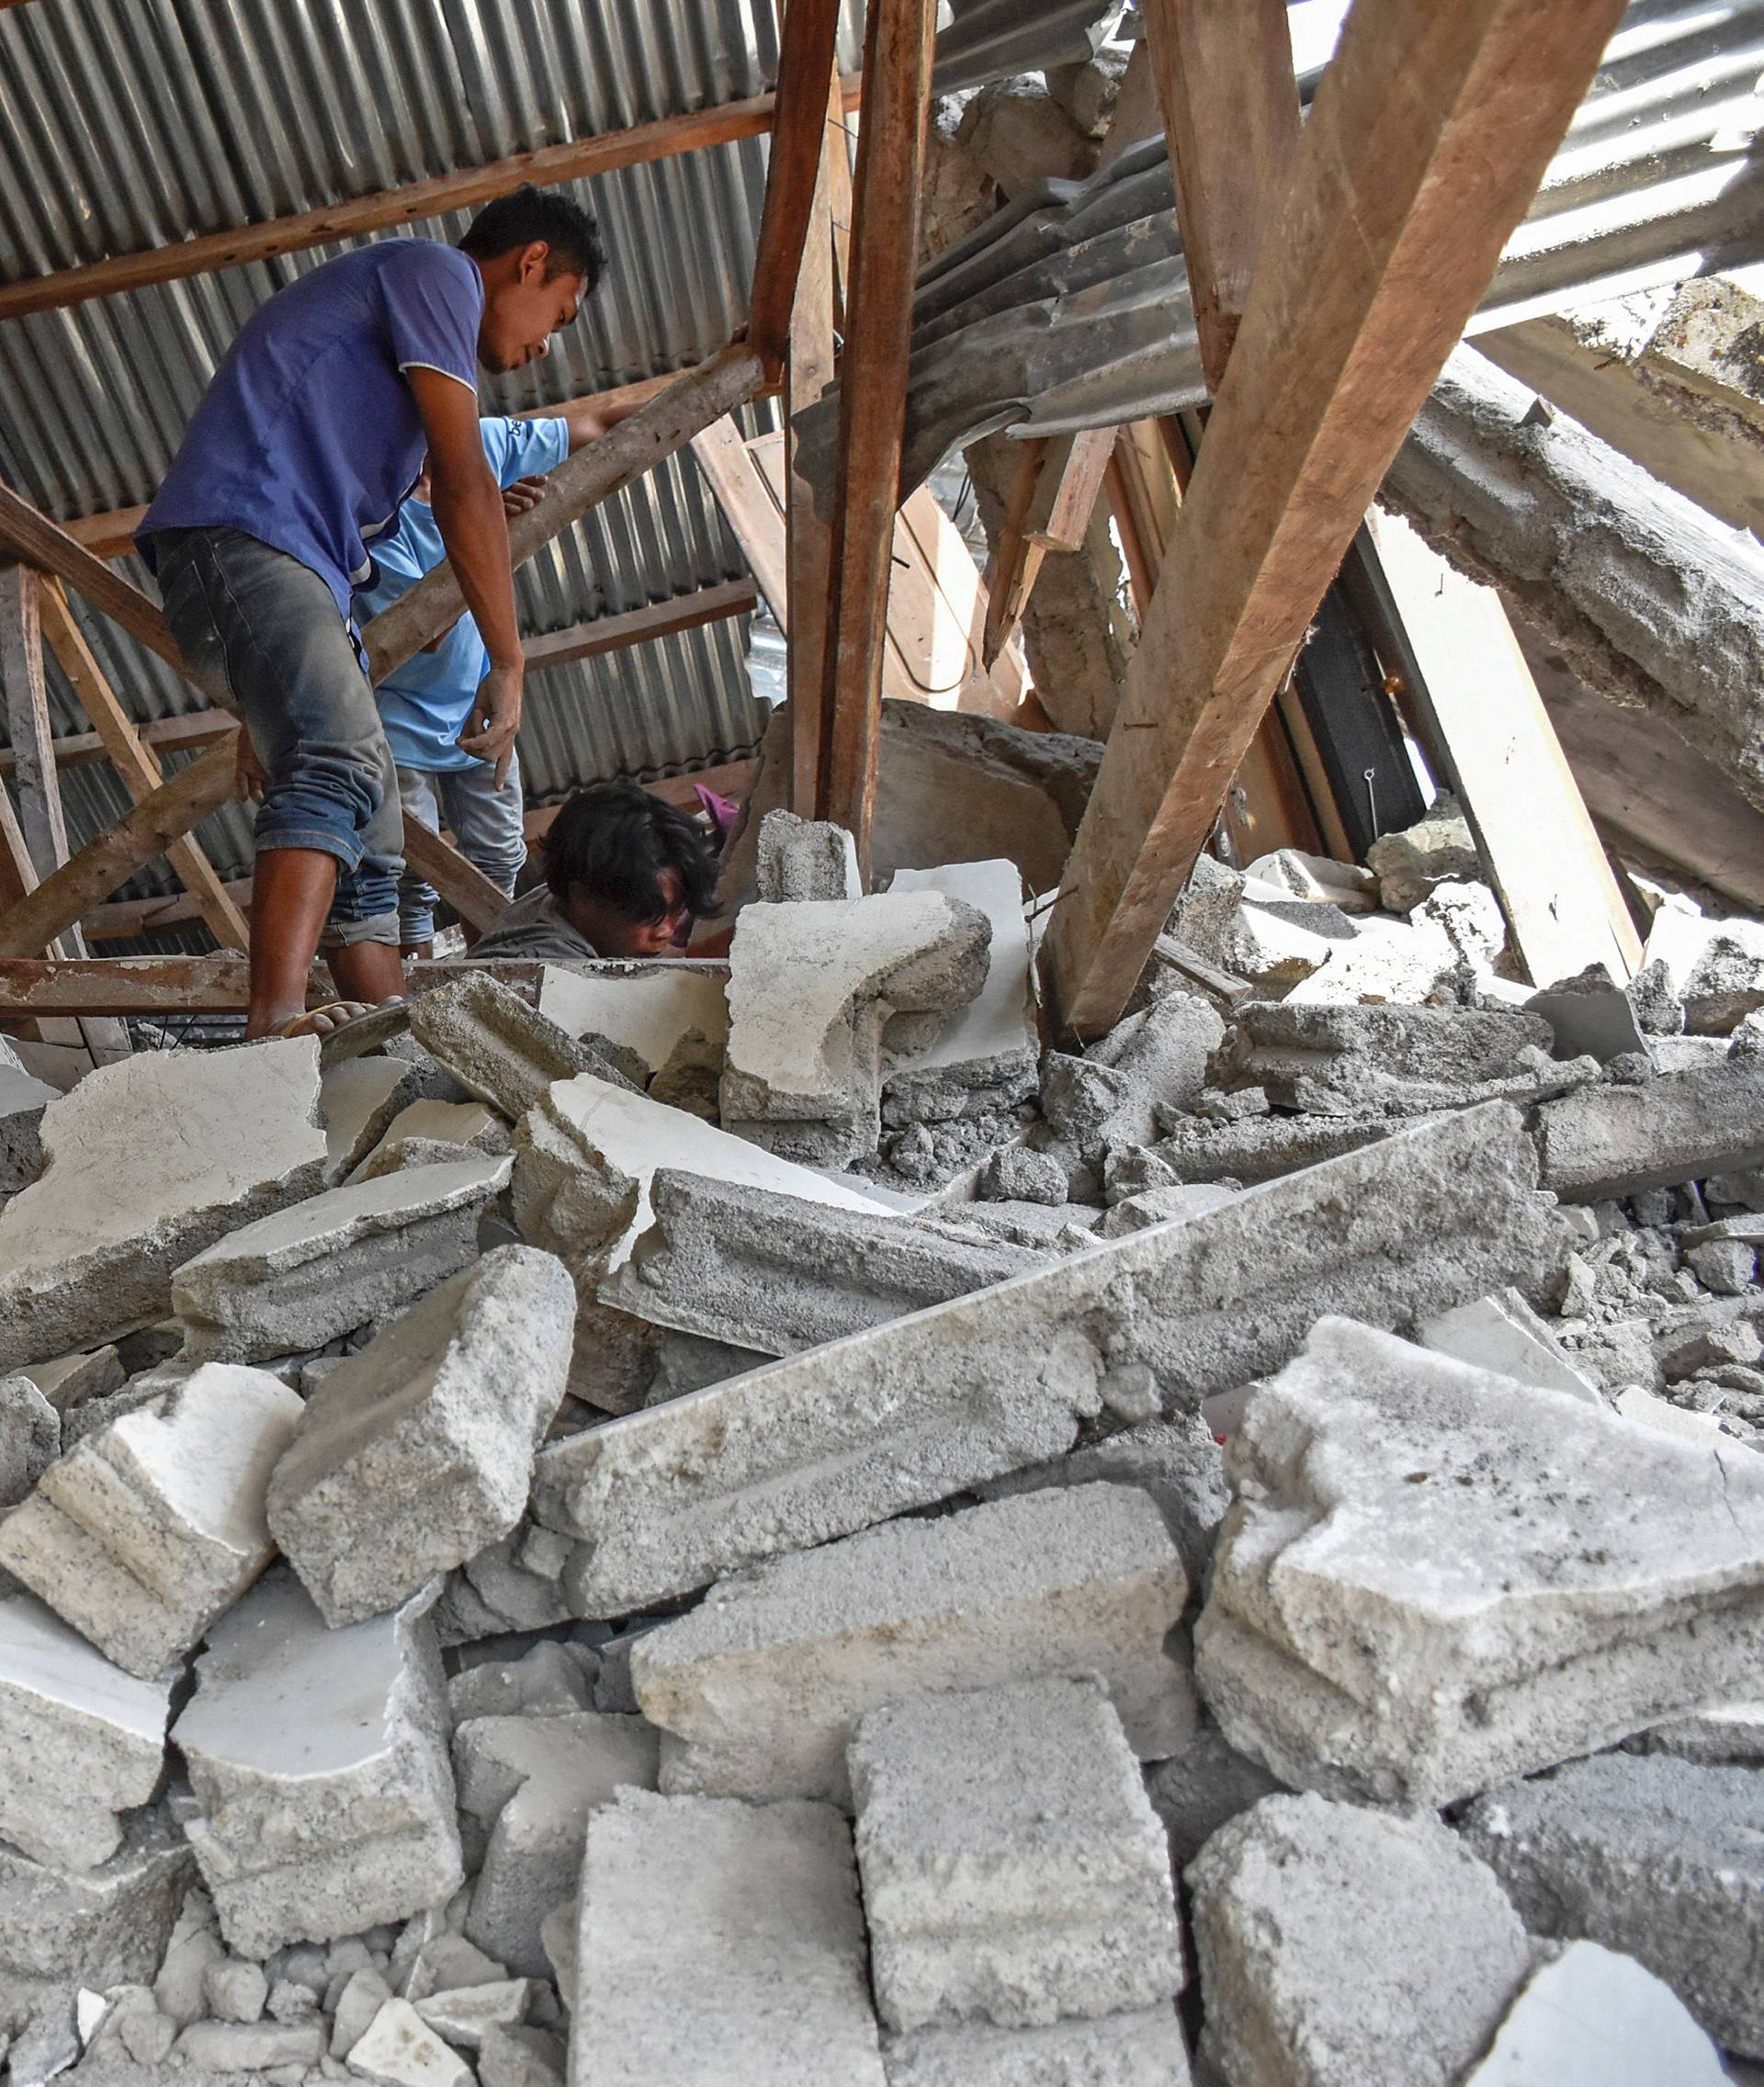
[137,186,605,1041]
[469,782,722,962]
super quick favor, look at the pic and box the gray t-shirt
[469,886,601,964]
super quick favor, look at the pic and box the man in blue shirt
[356,399,628,957]
[140,186,605,1039]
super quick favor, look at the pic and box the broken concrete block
[514,1071,887,1276]
[174,2017,325,2071]
[1097,1183,1237,1237]
[756,809,862,902]
[172,1569,461,1957]
[1365,796,1481,912]
[602,1168,1042,1356]
[1463,1939,1725,2087]
[480,2024,564,2087]
[1215,1001,1588,1117]
[0,1375,58,1509]
[974,1415,1227,1589]
[455,1711,659,1976]
[268,1246,574,1628]
[1644,1698,1764,1763]
[0,1363,300,1677]
[1416,1289,1602,1404]
[885,862,1039,1116]
[447,1641,594,1724]
[346,1997,471,2087]
[535,1106,1567,1613]
[0,1804,194,1988]
[851,1676,1183,2032]
[1686,1235,1757,1292]
[350,1100,506,1186]
[1195,1317,1764,1807]
[171,1154,511,1363]
[17,1346,122,1416]
[1281,904,1466,1006]
[203,1956,268,2024]
[0,1037,327,1371]
[0,1056,57,1196]
[1059,990,1227,1152]
[980,1145,1067,1205]
[413,1980,534,2050]
[1149,1108,1395,1184]
[574,1788,886,2085]
[720,890,991,1166]
[0,1592,168,1871]
[1460,1752,1764,2057]
[1188,1793,1530,2087]
[883,2007,1191,2085]
[537,961,729,1080]
[632,1484,1193,1803]
[1536,1059,1764,1201]
[319,1055,413,1183]
[1645,905,1764,1033]
[1244,850,1378,912]
[409,973,639,1121]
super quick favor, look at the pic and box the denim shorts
[154,525,402,945]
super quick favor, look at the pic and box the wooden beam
[38,584,250,953]
[0,956,554,1018]
[747,0,844,373]
[0,83,864,325]
[1042,0,1631,1039]
[782,54,846,812]
[0,743,236,960]
[816,0,939,867]
[60,373,721,566]
[981,431,1113,667]
[1143,0,1301,394]
[366,344,767,683]
[84,877,252,942]
[523,581,758,671]
[0,568,64,881]
[400,815,514,935]
[1364,508,1641,985]
[0,484,184,671]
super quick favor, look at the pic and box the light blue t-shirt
[356,413,571,772]
[140,241,483,621]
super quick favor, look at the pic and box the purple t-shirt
[140,241,482,619]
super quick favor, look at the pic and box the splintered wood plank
[1041,0,1632,1039]
[0,483,184,670]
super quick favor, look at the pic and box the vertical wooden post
[784,61,845,812]
[816,0,938,872]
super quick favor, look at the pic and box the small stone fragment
[1686,1237,1757,1293]
[0,1373,59,1508]
[755,809,861,902]
[203,1957,269,2025]
[175,2018,326,2072]
[413,1980,534,2050]
[347,1997,474,2087]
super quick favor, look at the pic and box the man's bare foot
[278,999,372,1039]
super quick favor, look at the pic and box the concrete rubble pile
[0,805,1759,2087]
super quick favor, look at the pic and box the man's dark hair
[541,782,721,923]
[459,186,607,294]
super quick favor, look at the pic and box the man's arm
[409,367,525,786]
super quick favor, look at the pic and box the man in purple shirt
[141,186,605,1039]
